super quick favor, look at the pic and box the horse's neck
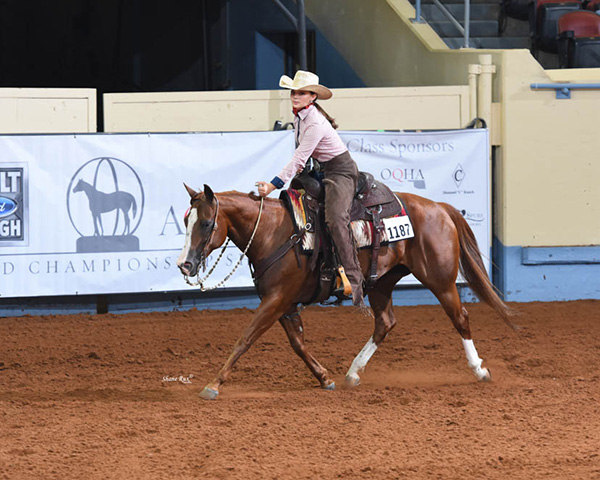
[220,193,288,262]
[80,181,95,196]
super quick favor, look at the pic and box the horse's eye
[200,220,212,230]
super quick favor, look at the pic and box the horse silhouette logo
[72,179,137,236]
[67,157,144,253]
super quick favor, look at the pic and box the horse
[72,179,137,236]
[177,184,516,400]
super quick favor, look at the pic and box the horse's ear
[204,184,215,204]
[184,183,197,198]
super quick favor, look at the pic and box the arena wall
[0,88,96,133]
[103,86,470,133]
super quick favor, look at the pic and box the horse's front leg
[93,214,100,236]
[279,310,335,390]
[200,294,288,400]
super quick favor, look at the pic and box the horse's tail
[131,198,137,218]
[440,203,519,330]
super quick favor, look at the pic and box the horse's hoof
[344,374,361,389]
[199,387,219,400]
[322,382,336,391]
[477,368,492,382]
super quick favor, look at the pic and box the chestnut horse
[177,184,515,400]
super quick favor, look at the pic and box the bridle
[197,195,220,272]
[183,196,264,291]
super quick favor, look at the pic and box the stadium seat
[530,0,583,53]
[584,0,600,10]
[499,0,531,35]
[557,10,600,66]
[502,0,532,21]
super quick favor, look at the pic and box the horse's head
[176,183,226,278]
[72,178,85,193]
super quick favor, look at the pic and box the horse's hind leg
[345,270,399,388]
[122,209,130,235]
[434,285,491,382]
[279,310,335,390]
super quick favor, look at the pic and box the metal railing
[412,0,471,48]
[530,83,600,99]
[272,0,307,70]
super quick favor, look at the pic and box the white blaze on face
[177,207,198,267]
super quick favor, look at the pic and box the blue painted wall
[0,285,481,317]
[493,237,600,302]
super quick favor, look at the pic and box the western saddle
[251,168,407,305]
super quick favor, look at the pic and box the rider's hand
[256,181,276,198]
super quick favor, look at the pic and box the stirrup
[329,265,352,302]
[336,266,352,296]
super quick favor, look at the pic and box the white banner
[0,129,488,298]
[340,129,490,286]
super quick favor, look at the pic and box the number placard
[383,215,415,242]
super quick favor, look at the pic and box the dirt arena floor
[1,299,599,479]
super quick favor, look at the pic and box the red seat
[585,0,600,11]
[559,10,600,35]
[558,10,600,67]
[530,0,583,53]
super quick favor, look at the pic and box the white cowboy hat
[279,70,332,100]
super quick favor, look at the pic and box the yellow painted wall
[0,88,96,133]
[103,86,470,133]
[499,53,600,247]
[104,90,291,133]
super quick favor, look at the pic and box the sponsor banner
[0,129,488,298]
[340,129,490,285]
[0,131,293,298]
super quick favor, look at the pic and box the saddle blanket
[286,189,414,252]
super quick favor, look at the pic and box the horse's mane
[248,191,261,201]
[196,188,274,203]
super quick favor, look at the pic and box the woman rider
[256,70,365,307]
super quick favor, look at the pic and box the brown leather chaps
[322,151,365,305]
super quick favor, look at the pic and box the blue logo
[0,197,18,218]
[0,164,27,245]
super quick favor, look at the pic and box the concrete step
[443,35,531,48]
[419,3,500,21]
[429,19,500,37]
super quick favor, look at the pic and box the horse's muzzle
[178,261,197,277]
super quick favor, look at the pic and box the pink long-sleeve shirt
[272,105,348,187]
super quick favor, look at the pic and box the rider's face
[290,90,316,110]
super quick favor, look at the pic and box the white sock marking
[462,338,488,380]
[346,337,378,379]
